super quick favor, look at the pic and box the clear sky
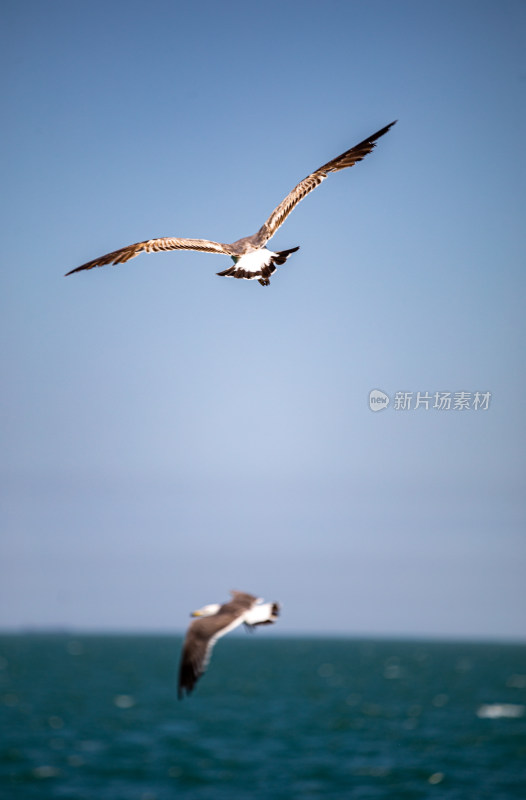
[1,0,525,639]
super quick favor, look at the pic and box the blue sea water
[0,635,525,799]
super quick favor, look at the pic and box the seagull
[178,591,280,698]
[66,121,396,286]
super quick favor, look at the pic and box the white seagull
[178,591,280,698]
[66,121,396,286]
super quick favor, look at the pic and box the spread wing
[65,237,234,276]
[178,618,218,699]
[257,121,397,244]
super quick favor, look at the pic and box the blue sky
[1,0,525,639]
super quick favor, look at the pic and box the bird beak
[191,610,202,617]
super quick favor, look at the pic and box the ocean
[0,635,525,799]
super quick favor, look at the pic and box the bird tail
[244,602,281,627]
[257,247,300,286]
[216,247,299,286]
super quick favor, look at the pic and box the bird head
[191,603,221,617]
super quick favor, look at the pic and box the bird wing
[177,615,225,699]
[256,121,397,244]
[65,237,234,276]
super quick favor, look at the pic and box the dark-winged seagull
[178,591,280,698]
[66,121,396,286]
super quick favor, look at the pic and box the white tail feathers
[244,601,280,626]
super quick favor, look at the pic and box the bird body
[66,121,396,286]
